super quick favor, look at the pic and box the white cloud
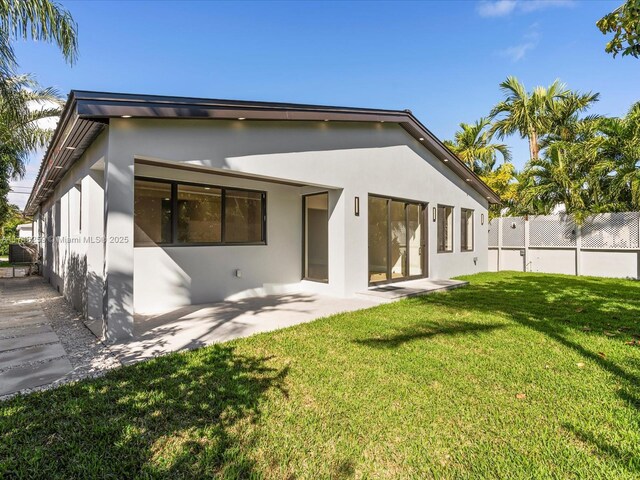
[477,0,574,18]
[499,23,540,61]
[500,42,536,61]
[477,0,517,17]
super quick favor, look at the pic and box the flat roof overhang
[24,91,501,216]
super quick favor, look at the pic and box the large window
[134,178,266,246]
[437,205,453,253]
[461,208,474,251]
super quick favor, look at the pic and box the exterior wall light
[354,196,360,216]
[481,213,485,225]
[432,206,437,222]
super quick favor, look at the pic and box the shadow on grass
[0,344,288,478]
[563,423,640,474]
[355,321,505,348]
[414,272,640,474]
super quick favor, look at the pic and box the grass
[1,272,639,479]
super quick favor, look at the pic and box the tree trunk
[528,129,539,160]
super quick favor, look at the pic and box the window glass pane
[438,205,453,252]
[304,193,328,281]
[461,209,474,251]
[408,204,423,276]
[224,190,263,243]
[390,201,407,279]
[177,185,222,243]
[368,196,388,282]
[135,180,172,244]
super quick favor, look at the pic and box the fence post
[524,216,530,272]
[497,216,503,272]
[575,223,582,277]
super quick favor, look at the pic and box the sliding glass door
[368,196,426,284]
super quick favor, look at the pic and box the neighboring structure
[16,223,33,239]
[489,213,640,279]
[25,91,500,342]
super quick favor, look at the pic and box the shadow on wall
[0,343,290,478]
[64,252,87,316]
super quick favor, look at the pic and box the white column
[497,216,503,271]
[327,189,347,296]
[103,140,135,342]
[84,170,105,336]
[575,224,582,276]
[524,216,530,272]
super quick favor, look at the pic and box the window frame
[460,208,474,252]
[134,176,267,247]
[437,204,454,253]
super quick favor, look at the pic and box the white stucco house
[25,91,500,342]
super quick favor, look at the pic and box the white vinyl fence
[488,212,640,279]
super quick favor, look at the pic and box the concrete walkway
[0,278,120,400]
[0,279,73,396]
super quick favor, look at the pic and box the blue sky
[9,0,640,208]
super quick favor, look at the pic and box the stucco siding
[113,119,488,308]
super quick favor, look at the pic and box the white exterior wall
[39,131,107,335]
[109,118,488,313]
[36,118,491,339]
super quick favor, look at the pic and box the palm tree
[0,0,76,130]
[600,102,640,209]
[0,0,78,74]
[444,117,511,175]
[490,76,599,161]
[0,75,62,228]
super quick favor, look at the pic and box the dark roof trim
[25,91,500,215]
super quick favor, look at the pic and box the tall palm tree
[490,76,599,161]
[444,117,511,175]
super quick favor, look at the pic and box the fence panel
[488,212,639,279]
[529,214,576,247]
[581,212,640,249]
[501,216,525,247]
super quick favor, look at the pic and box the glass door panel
[368,196,389,283]
[390,200,407,279]
[408,203,423,276]
[304,193,328,282]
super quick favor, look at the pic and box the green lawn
[1,272,639,479]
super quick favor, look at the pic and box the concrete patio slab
[0,332,60,353]
[112,294,386,364]
[0,357,73,395]
[0,343,67,370]
[0,324,53,340]
[358,278,468,300]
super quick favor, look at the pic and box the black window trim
[461,207,474,252]
[437,204,454,253]
[134,176,267,247]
